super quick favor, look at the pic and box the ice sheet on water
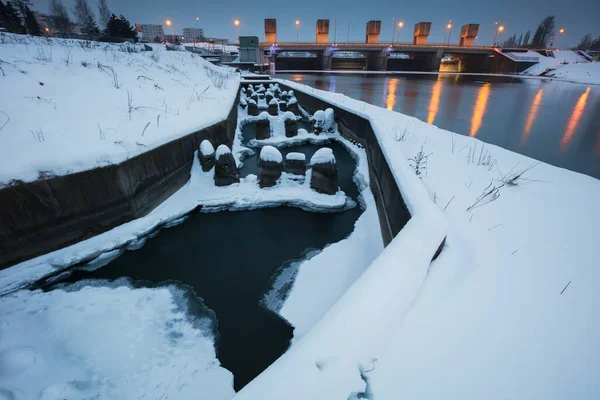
[0,280,234,400]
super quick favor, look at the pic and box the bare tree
[97,0,111,30]
[531,16,556,48]
[523,30,531,47]
[49,0,71,36]
[576,34,593,50]
[73,0,99,38]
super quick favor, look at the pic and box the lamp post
[446,20,452,45]
[493,22,504,46]
[165,19,174,44]
[392,17,396,44]
[552,28,565,49]
[195,17,199,48]
[396,21,404,44]
[234,19,240,43]
[295,20,300,43]
[347,21,350,43]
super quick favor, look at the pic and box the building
[139,24,164,42]
[183,28,204,42]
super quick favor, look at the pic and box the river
[277,73,600,180]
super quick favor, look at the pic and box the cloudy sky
[34,0,599,46]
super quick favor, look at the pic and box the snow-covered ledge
[234,80,447,398]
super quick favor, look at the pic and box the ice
[310,148,335,164]
[286,152,306,161]
[215,144,231,159]
[0,283,235,400]
[200,139,215,156]
[260,146,283,163]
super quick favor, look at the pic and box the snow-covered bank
[522,50,600,84]
[0,281,235,399]
[232,79,600,399]
[0,33,239,186]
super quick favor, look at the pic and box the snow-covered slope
[0,33,239,186]
[522,50,600,84]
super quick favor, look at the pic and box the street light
[493,22,504,46]
[392,17,396,45]
[347,21,350,43]
[446,20,452,45]
[165,19,174,44]
[295,20,300,43]
[234,19,240,43]
[397,21,404,44]
[553,28,565,49]
[194,17,199,48]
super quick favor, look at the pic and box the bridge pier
[319,50,332,70]
[366,50,387,71]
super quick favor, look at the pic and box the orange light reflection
[385,78,399,110]
[520,88,544,146]
[469,83,491,137]
[427,79,442,124]
[561,87,591,151]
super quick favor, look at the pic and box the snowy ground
[231,79,600,399]
[0,33,239,186]
[522,50,600,84]
[0,281,235,400]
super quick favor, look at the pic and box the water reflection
[403,84,419,116]
[521,88,544,147]
[595,132,600,156]
[469,83,491,137]
[427,79,443,124]
[561,87,591,151]
[385,78,399,110]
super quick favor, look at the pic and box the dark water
[277,73,600,179]
[40,125,362,391]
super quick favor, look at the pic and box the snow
[283,111,296,120]
[0,33,239,186]
[521,49,600,84]
[231,79,600,399]
[286,152,305,161]
[269,98,279,105]
[200,139,215,156]
[215,144,231,159]
[0,282,234,400]
[258,111,270,120]
[259,145,283,163]
[287,97,297,105]
[310,148,335,164]
[312,110,325,122]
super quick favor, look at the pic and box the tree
[517,33,523,47]
[97,0,110,31]
[106,14,136,40]
[49,0,71,36]
[73,0,98,38]
[531,16,556,48]
[523,30,531,47]
[591,36,600,51]
[12,0,30,20]
[576,34,593,50]
[1,0,24,33]
[23,4,40,35]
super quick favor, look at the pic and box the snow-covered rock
[259,145,283,163]
[198,140,216,171]
[310,147,335,164]
[215,144,231,159]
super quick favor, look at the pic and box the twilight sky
[34,0,599,47]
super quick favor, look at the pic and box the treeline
[0,0,137,42]
[501,15,600,50]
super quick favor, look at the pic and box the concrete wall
[261,82,411,245]
[0,100,238,269]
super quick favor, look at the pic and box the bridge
[239,19,540,73]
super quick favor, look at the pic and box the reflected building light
[385,78,399,110]
[561,87,591,151]
[427,79,443,124]
[520,88,544,147]
[469,83,491,137]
